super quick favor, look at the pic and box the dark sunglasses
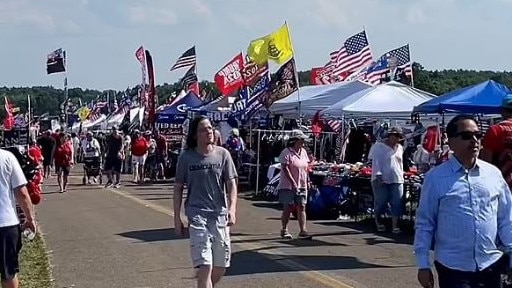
[454,131,482,140]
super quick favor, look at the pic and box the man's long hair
[185,116,209,150]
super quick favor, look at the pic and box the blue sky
[1,0,511,90]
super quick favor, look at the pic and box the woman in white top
[370,126,404,234]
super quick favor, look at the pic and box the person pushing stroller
[81,131,102,184]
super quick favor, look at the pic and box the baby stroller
[82,146,102,185]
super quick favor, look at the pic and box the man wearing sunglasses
[481,94,512,188]
[414,114,512,288]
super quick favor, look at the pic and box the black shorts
[0,225,22,281]
[42,154,52,167]
[104,157,122,173]
[55,165,70,176]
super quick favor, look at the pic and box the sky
[1,0,511,91]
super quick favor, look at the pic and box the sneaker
[104,182,113,188]
[298,231,312,239]
[376,224,386,232]
[392,228,402,234]
[280,229,293,239]
[114,183,121,188]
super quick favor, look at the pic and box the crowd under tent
[322,81,436,118]
[269,80,372,117]
[413,80,512,115]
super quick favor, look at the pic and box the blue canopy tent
[413,80,512,114]
[155,91,203,123]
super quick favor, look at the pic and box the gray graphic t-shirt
[175,146,238,218]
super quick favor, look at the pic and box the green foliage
[3,62,512,119]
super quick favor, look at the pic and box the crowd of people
[5,94,512,288]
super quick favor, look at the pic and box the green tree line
[2,62,512,119]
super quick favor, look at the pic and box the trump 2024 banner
[214,53,244,96]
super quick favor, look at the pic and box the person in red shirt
[54,133,74,193]
[131,130,149,183]
[481,94,512,187]
[154,129,167,179]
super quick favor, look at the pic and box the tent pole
[255,129,261,196]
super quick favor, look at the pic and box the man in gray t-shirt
[173,116,238,288]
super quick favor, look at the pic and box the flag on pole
[326,31,373,82]
[170,46,196,71]
[247,24,293,65]
[365,44,411,85]
[180,65,199,91]
[46,48,66,74]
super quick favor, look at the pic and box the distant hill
[2,62,512,119]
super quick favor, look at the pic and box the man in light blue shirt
[414,114,512,288]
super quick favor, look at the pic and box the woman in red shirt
[131,130,149,184]
[54,133,74,193]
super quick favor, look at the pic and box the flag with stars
[365,44,412,85]
[326,31,373,82]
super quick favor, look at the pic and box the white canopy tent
[321,81,436,118]
[269,80,372,117]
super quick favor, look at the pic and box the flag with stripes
[327,31,373,82]
[170,46,196,71]
[179,65,198,91]
[365,44,412,85]
[327,119,342,132]
[46,48,66,74]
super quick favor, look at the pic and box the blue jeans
[371,181,403,218]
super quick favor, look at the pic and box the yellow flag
[247,24,293,65]
[77,107,91,122]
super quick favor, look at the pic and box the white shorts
[188,214,231,268]
[132,155,147,165]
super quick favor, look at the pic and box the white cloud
[128,6,178,26]
[0,0,55,31]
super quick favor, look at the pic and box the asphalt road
[36,172,421,288]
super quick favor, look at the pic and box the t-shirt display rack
[252,129,340,195]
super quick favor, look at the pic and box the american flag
[327,119,342,132]
[365,44,412,85]
[327,31,373,82]
[180,65,198,90]
[170,46,196,71]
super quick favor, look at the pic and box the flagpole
[63,50,69,131]
[408,44,415,88]
[284,21,302,124]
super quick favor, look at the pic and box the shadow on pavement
[117,228,187,242]
[317,221,414,245]
[144,197,172,201]
[252,202,282,210]
[227,250,391,276]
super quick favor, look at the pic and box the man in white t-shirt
[0,148,36,288]
[370,127,404,234]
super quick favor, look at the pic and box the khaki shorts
[278,189,307,206]
[188,214,231,268]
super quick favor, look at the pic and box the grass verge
[19,233,52,288]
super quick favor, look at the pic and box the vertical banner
[135,46,147,107]
[145,50,156,124]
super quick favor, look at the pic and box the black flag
[46,49,66,74]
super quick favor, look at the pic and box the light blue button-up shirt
[414,157,512,271]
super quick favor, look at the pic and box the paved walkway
[36,172,420,288]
